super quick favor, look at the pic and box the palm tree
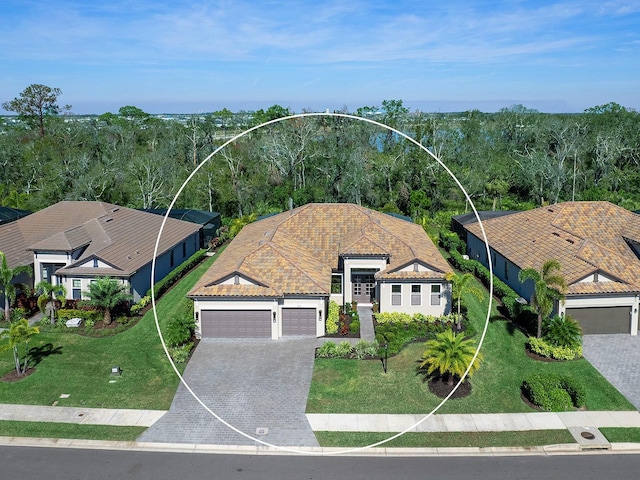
[1,252,33,322]
[1,318,40,376]
[420,329,483,385]
[445,271,484,331]
[518,259,567,339]
[34,281,67,324]
[83,277,131,325]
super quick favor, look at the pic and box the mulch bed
[1,367,36,382]
[428,377,472,399]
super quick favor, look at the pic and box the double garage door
[200,308,316,338]
[566,306,631,335]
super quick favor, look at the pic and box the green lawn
[315,430,576,448]
[0,253,218,410]
[307,276,635,414]
[0,420,145,441]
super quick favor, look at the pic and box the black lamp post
[380,333,389,373]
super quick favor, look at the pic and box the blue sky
[1,0,639,114]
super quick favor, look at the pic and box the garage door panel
[201,310,271,338]
[282,308,316,336]
[566,306,630,335]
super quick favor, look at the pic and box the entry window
[331,274,342,294]
[430,284,441,305]
[391,285,402,306]
[72,279,81,300]
[411,285,421,306]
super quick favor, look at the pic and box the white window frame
[430,284,441,306]
[411,284,422,306]
[391,284,402,306]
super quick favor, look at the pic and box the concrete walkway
[2,403,639,433]
[306,411,640,432]
[0,404,166,426]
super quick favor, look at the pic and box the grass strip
[315,430,575,448]
[0,420,145,441]
[600,427,640,443]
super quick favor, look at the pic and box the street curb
[1,437,639,457]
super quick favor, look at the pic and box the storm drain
[568,426,611,450]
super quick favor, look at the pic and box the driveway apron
[582,334,640,411]
[137,338,319,447]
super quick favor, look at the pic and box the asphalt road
[2,447,640,480]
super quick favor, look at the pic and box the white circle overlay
[151,112,494,455]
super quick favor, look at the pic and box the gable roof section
[190,203,451,298]
[0,201,201,276]
[464,201,640,295]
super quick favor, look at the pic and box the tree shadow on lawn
[28,343,63,367]
[415,361,472,399]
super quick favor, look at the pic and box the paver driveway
[138,338,319,447]
[582,334,640,411]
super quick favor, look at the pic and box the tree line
[2,84,639,225]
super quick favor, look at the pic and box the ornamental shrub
[349,319,360,335]
[336,341,353,357]
[522,373,586,411]
[528,337,582,360]
[57,308,102,323]
[326,300,340,334]
[354,339,378,359]
[543,315,582,349]
[168,343,194,363]
[317,341,338,358]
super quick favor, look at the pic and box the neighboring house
[140,209,221,247]
[462,201,640,335]
[0,201,202,306]
[189,203,452,339]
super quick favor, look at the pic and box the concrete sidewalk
[0,404,166,427]
[306,411,640,432]
[2,403,639,433]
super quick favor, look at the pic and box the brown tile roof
[190,203,451,298]
[0,201,201,277]
[464,201,640,295]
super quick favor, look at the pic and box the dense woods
[2,87,639,226]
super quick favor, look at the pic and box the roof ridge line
[268,242,328,294]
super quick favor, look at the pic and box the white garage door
[282,308,317,336]
[201,310,271,338]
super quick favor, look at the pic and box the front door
[352,273,375,304]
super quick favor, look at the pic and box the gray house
[462,201,640,335]
[0,201,201,307]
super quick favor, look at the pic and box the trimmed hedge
[522,373,586,411]
[145,249,207,299]
[528,337,582,360]
[448,246,537,332]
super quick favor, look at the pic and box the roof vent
[566,239,575,244]
[111,208,119,213]
[552,232,560,237]
[547,208,554,212]
[104,217,113,223]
